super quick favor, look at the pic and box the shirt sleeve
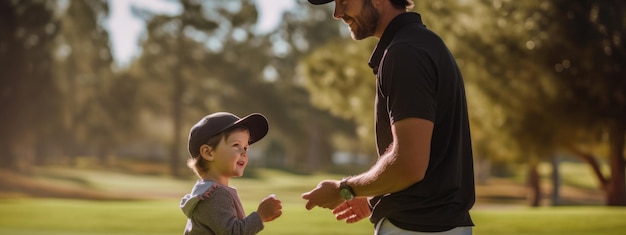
[381,43,437,123]
[193,187,264,235]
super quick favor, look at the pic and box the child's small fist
[257,194,282,222]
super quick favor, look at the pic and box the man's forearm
[348,149,423,197]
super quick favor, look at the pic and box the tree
[273,1,368,170]
[534,0,626,206]
[0,0,61,170]
[131,0,222,176]
[463,0,625,205]
[55,0,120,166]
[300,38,378,157]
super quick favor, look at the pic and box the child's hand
[257,194,282,222]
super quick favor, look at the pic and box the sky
[106,0,296,67]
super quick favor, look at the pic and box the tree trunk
[606,122,626,206]
[475,154,491,185]
[527,162,542,207]
[567,146,609,199]
[170,68,183,177]
[551,155,560,206]
[66,58,79,167]
[567,122,626,206]
[0,142,17,169]
[306,120,321,171]
[34,133,47,166]
[97,144,109,167]
[169,31,186,177]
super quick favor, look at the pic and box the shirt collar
[367,12,425,75]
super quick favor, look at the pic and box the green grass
[0,166,622,234]
[0,199,183,235]
[0,198,372,235]
[1,199,625,235]
[472,207,626,235]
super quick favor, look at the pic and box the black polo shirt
[368,12,475,232]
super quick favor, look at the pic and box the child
[180,112,282,235]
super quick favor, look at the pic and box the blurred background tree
[0,0,61,170]
[458,0,626,206]
[55,0,122,168]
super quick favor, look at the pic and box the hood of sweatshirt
[180,179,216,218]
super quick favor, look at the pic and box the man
[301,0,475,234]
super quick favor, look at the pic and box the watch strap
[340,177,356,199]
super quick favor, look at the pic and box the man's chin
[351,33,370,40]
[349,28,373,40]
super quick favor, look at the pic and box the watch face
[339,188,353,200]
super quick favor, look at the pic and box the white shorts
[374,218,472,235]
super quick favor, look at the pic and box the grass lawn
[0,166,622,234]
[1,198,625,235]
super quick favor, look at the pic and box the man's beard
[346,0,379,40]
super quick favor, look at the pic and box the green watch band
[339,177,356,200]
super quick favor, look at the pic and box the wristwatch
[339,177,356,200]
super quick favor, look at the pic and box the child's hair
[187,126,248,178]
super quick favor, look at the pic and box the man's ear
[200,144,215,161]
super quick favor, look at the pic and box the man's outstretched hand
[301,180,344,210]
[332,197,371,223]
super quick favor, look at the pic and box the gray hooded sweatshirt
[180,180,264,235]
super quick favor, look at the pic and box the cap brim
[232,113,269,145]
[308,0,333,5]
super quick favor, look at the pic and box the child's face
[211,129,251,179]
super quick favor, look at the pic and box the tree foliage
[55,0,125,165]
[462,0,626,205]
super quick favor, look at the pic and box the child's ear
[200,145,215,161]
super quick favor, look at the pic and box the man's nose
[333,0,344,19]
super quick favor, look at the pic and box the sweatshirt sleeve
[193,187,264,235]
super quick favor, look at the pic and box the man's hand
[301,180,344,210]
[332,197,371,223]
